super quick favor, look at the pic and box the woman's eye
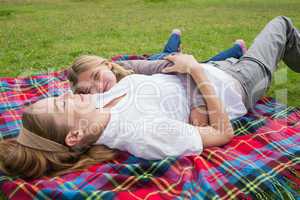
[56,100,65,110]
[85,89,91,94]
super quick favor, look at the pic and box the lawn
[0,0,300,108]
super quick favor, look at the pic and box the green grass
[0,0,300,106]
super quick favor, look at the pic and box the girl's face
[75,65,117,94]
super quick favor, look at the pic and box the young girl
[68,29,246,95]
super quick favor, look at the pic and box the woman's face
[30,94,104,145]
[31,94,98,126]
[75,65,117,94]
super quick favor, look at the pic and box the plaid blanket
[0,55,299,199]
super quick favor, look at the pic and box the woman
[0,53,233,179]
[0,16,299,179]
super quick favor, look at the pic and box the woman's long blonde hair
[0,105,117,179]
[68,55,134,91]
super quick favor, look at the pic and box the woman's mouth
[79,94,84,102]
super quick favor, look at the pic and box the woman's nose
[62,92,74,99]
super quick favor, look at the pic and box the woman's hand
[190,106,209,126]
[162,54,202,74]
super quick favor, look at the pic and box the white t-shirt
[200,64,247,119]
[116,60,247,117]
[95,74,203,160]
[94,66,247,160]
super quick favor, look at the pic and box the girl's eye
[94,71,101,80]
[76,88,89,94]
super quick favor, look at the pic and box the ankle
[234,39,247,55]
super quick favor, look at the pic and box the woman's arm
[190,66,234,147]
[163,54,234,147]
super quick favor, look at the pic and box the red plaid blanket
[0,55,299,199]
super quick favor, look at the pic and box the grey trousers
[211,16,300,110]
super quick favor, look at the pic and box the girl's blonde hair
[0,105,116,179]
[68,55,134,91]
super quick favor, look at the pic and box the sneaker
[171,28,181,36]
[234,39,247,55]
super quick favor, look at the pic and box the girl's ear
[65,130,84,147]
[105,62,113,70]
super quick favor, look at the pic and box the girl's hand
[162,54,202,74]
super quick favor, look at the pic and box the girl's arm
[163,54,234,147]
[114,60,173,75]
